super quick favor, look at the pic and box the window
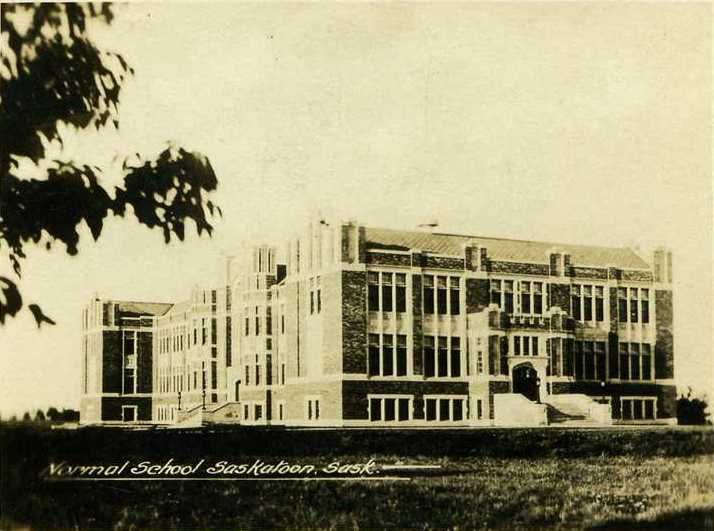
[571,285,581,321]
[211,361,217,389]
[306,398,320,420]
[504,281,514,313]
[266,308,272,335]
[396,273,407,313]
[596,342,606,381]
[424,396,468,422]
[281,363,286,385]
[368,334,380,377]
[437,276,448,315]
[574,341,583,380]
[642,344,652,381]
[382,273,393,312]
[534,282,543,314]
[476,399,483,420]
[477,350,484,374]
[514,336,521,356]
[424,336,435,378]
[619,342,629,380]
[255,308,260,335]
[369,396,411,422]
[244,308,250,336]
[450,277,460,315]
[519,281,531,314]
[382,335,394,376]
[396,335,407,376]
[278,403,284,421]
[438,336,448,377]
[641,289,649,324]
[244,404,249,420]
[618,288,627,322]
[202,319,207,345]
[583,286,593,321]
[255,365,261,386]
[310,291,315,314]
[620,397,656,420]
[254,404,263,421]
[368,272,379,310]
[245,365,250,386]
[423,275,434,314]
[630,288,639,322]
[584,342,595,380]
[450,337,461,377]
[595,286,604,321]
[630,343,641,381]
[316,278,321,314]
[490,279,501,307]
[211,318,217,345]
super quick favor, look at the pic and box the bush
[677,389,710,425]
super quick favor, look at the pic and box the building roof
[364,227,650,269]
[115,301,173,317]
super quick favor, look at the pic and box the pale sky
[1,2,711,417]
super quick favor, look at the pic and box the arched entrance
[512,363,539,402]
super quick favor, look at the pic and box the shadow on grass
[591,507,714,530]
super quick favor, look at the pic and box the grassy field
[2,425,713,530]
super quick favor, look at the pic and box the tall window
[450,277,460,315]
[382,335,394,376]
[630,343,641,380]
[424,336,435,377]
[369,396,411,422]
[571,285,582,321]
[520,282,531,314]
[641,289,650,324]
[490,280,501,307]
[437,336,448,377]
[584,342,595,380]
[368,334,380,377]
[423,275,435,314]
[266,307,272,335]
[583,286,593,321]
[618,288,628,322]
[596,341,606,381]
[629,288,639,323]
[396,335,407,376]
[382,273,393,312]
[437,276,448,315]
[255,307,260,335]
[504,281,514,313]
[533,282,543,314]
[396,273,407,312]
[368,272,379,310]
[595,286,604,321]
[244,308,249,336]
[619,342,629,380]
[477,350,484,374]
[450,337,461,377]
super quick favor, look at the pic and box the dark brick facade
[341,380,470,420]
[655,289,674,379]
[137,331,153,394]
[548,283,570,312]
[423,255,464,270]
[570,266,608,280]
[342,270,367,374]
[490,261,550,276]
[365,252,412,267]
[465,278,490,314]
[412,274,423,375]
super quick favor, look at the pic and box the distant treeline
[2,407,79,424]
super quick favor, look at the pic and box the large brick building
[80,218,676,427]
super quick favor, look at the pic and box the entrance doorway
[512,364,539,402]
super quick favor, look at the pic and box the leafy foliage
[0,3,220,327]
[677,388,710,425]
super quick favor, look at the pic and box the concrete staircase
[544,394,613,426]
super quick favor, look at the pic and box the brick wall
[655,290,674,379]
[490,261,549,276]
[365,252,412,267]
[412,274,423,375]
[549,283,570,312]
[342,270,367,374]
[465,278,490,314]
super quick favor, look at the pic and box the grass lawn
[2,425,713,530]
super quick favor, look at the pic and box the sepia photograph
[0,1,712,529]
